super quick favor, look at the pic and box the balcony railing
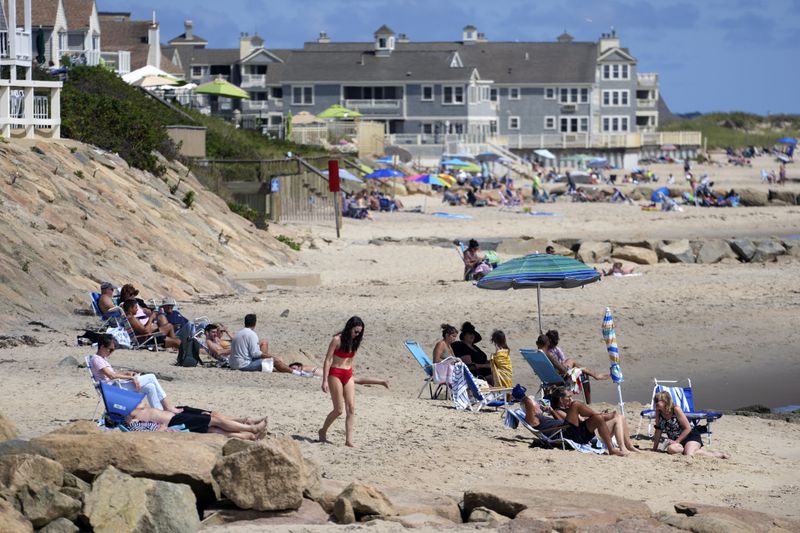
[241,74,267,88]
[0,29,32,60]
[99,51,131,75]
[344,99,402,114]
[641,131,702,146]
[243,100,269,110]
[62,49,100,66]
[637,72,658,87]
[637,99,657,108]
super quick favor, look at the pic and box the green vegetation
[276,235,301,251]
[74,170,84,179]
[661,112,800,149]
[227,202,260,223]
[182,190,196,209]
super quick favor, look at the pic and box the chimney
[318,31,330,43]
[397,33,409,43]
[147,21,161,67]
[239,32,252,59]
[184,20,194,40]
[598,28,620,54]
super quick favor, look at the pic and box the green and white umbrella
[194,77,250,99]
[317,104,361,119]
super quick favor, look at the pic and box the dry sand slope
[1,154,799,522]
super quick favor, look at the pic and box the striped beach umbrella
[602,307,626,413]
[476,253,600,333]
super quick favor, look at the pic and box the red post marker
[328,160,340,192]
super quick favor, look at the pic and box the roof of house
[374,25,394,36]
[168,32,208,45]
[14,0,60,27]
[62,0,94,29]
[98,16,182,73]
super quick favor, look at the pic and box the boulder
[221,439,255,456]
[83,466,199,533]
[469,506,511,523]
[496,238,551,256]
[380,485,461,523]
[212,437,309,511]
[783,239,800,257]
[32,424,225,505]
[200,499,330,528]
[309,479,348,514]
[463,486,651,529]
[60,472,91,504]
[16,485,81,527]
[737,188,768,207]
[751,240,786,262]
[333,482,396,524]
[38,518,79,533]
[728,239,756,262]
[658,240,695,263]
[0,498,32,533]
[611,239,661,251]
[56,356,80,368]
[0,454,64,492]
[612,246,658,265]
[768,189,798,204]
[577,241,612,263]
[632,186,655,200]
[0,440,56,460]
[387,513,459,528]
[695,240,736,264]
[0,413,18,442]
[665,502,800,532]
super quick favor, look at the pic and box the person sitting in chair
[463,239,491,280]
[97,282,118,316]
[122,300,181,350]
[159,297,191,335]
[451,322,493,385]
[120,284,179,341]
[203,323,232,362]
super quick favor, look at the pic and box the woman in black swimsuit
[450,322,493,385]
[652,391,728,458]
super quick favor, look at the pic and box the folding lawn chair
[98,382,146,429]
[84,355,127,421]
[520,348,590,403]
[404,340,450,399]
[638,378,723,444]
[504,407,609,454]
[452,361,513,412]
[118,313,164,352]
[89,292,124,331]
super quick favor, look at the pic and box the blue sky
[102,0,799,114]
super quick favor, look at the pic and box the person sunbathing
[651,391,728,458]
[549,387,637,456]
[122,300,181,349]
[603,262,635,276]
[432,324,458,364]
[203,323,232,362]
[97,281,117,316]
[125,399,267,440]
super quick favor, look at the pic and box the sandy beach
[2,155,800,525]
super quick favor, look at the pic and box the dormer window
[378,38,387,49]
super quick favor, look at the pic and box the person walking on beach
[319,316,364,447]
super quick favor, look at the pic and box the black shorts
[563,420,595,444]
[176,406,211,415]
[679,430,703,447]
[169,412,211,433]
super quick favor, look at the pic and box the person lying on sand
[651,391,729,458]
[549,387,639,456]
[125,400,268,440]
[603,262,635,276]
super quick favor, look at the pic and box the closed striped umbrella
[602,307,626,413]
[476,252,600,332]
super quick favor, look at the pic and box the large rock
[611,239,662,251]
[695,240,736,264]
[201,499,330,529]
[333,482,397,524]
[381,485,461,523]
[469,506,511,523]
[31,423,225,505]
[783,239,800,257]
[16,485,81,527]
[60,472,91,504]
[0,413,18,442]
[0,498,32,533]
[737,188,768,207]
[658,240,695,263]
[463,486,651,529]
[768,189,798,204]
[751,240,786,262]
[38,517,79,533]
[0,454,64,492]
[577,241,612,263]
[308,478,349,514]
[212,437,311,512]
[612,245,658,265]
[0,440,56,460]
[657,502,800,532]
[728,239,756,262]
[83,466,200,533]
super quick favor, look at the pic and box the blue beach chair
[99,382,146,428]
[638,378,723,444]
[90,292,124,330]
[519,348,591,403]
[460,366,512,412]
[405,340,449,399]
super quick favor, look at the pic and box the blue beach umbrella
[441,158,470,167]
[364,168,404,179]
[777,137,797,145]
[650,186,671,202]
[477,252,601,333]
[375,156,394,164]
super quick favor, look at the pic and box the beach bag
[433,361,454,384]
[176,338,202,367]
[106,326,131,349]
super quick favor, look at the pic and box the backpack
[176,338,202,367]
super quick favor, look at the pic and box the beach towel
[431,212,473,219]
[565,367,584,395]
[504,409,519,429]
[106,326,132,349]
[433,361,454,385]
[523,211,560,216]
[451,361,472,410]
[490,349,513,389]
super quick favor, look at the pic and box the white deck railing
[637,72,658,86]
[99,51,131,75]
[243,100,269,110]
[0,29,32,60]
[241,74,267,88]
[344,99,402,111]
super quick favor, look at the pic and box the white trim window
[421,85,434,101]
[291,85,314,105]
[602,63,631,80]
[191,65,204,78]
[559,116,589,133]
[544,116,556,130]
[442,85,465,105]
[508,116,520,130]
[509,87,521,100]
[559,87,588,104]
[602,90,630,107]
[544,87,556,100]
[602,116,630,132]
[479,85,491,102]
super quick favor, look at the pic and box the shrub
[276,235,301,251]
[227,202,259,222]
[74,170,84,178]
[182,190,195,209]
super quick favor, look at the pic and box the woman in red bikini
[319,316,364,447]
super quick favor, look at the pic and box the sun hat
[162,297,177,307]
[99,281,114,291]
[459,321,482,344]
[511,384,527,401]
